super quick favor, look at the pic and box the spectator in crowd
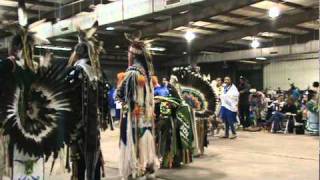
[220,76,239,139]
[213,77,224,117]
[306,90,319,135]
[213,77,224,98]
[238,76,251,128]
[108,86,117,120]
[288,83,300,101]
[300,93,309,121]
[268,97,297,133]
[155,77,170,97]
[312,81,319,92]
[312,81,319,104]
[276,87,282,94]
[249,89,267,126]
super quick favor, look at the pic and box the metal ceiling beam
[138,0,263,37]
[7,0,57,7]
[29,0,100,22]
[196,40,319,63]
[190,24,277,41]
[191,9,318,52]
[203,18,295,38]
[267,0,314,10]
[0,5,38,14]
[225,12,314,33]
[262,30,319,47]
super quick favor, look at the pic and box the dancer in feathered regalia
[171,66,216,156]
[66,24,111,180]
[117,33,159,179]
[154,89,194,168]
[0,1,72,179]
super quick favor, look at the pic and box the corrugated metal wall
[263,59,319,90]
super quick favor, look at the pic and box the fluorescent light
[147,47,166,52]
[106,26,115,31]
[180,10,189,14]
[240,60,257,64]
[268,7,280,18]
[35,45,72,51]
[256,57,267,60]
[184,31,196,42]
[250,39,260,48]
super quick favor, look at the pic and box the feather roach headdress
[171,66,216,118]
[125,31,154,75]
[9,0,49,72]
[68,23,104,81]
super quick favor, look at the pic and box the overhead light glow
[147,47,166,52]
[250,39,260,48]
[106,26,115,31]
[268,7,280,18]
[115,45,120,49]
[183,51,187,55]
[256,57,267,60]
[184,31,196,42]
[35,45,72,51]
[240,60,257,64]
[180,10,189,14]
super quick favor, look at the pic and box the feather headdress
[125,31,154,75]
[171,66,216,117]
[10,0,50,72]
[68,22,104,81]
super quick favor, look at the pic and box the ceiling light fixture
[250,39,260,48]
[184,31,196,42]
[106,26,115,31]
[147,47,166,52]
[35,45,72,51]
[115,45,120,49]
[240,60,257,64]
[183,51,187,55]
[180,10,189,14]
[256,57,267,60]
[268,7,280,18]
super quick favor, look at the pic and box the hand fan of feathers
[2,62,72,159]
[171,66,216,118]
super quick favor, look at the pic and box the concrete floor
[158,131,319,180]
[37,129,319,180]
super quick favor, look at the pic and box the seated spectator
[268,97,297,133]
[276,87,282,94]
[300,93,309,121]
[306,90,319,135]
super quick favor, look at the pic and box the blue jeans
[268,112,285,132]
[225,121,236,137]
